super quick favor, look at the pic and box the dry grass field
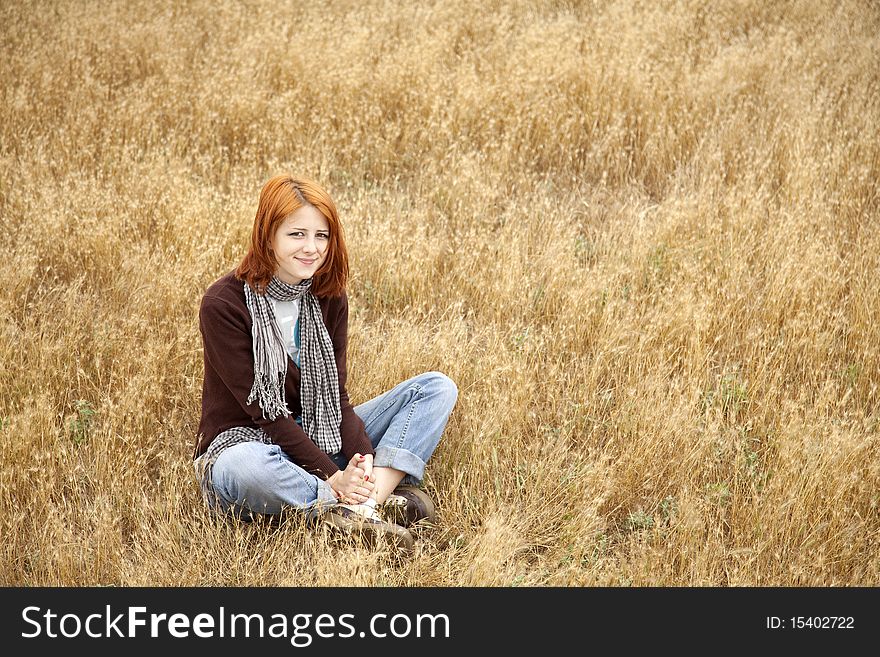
[1,0,878,586]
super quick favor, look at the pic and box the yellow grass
[1,0,878,586]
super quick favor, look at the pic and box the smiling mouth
[296,258,316,265]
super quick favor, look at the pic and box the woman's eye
[288,231,303,237]
[317,233,329,240]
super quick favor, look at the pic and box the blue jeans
[201,371,457,519]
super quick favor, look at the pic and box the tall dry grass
[1,0,878,586]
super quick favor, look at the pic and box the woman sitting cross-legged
[193,174,458,553]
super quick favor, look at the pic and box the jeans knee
[214,455,266,507]
[425,371,458,407]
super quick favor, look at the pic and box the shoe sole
[322,510,415,555]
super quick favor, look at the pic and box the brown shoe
[381,485,437,527]
[321,504,414,554]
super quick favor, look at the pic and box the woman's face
[271,205,330,285]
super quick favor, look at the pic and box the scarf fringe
[247,371,290,420]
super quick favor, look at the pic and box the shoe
[321,503,414,554]
[381,485,436,527]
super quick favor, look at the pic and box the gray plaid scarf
[244,276,342,453]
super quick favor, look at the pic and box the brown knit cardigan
[194,271,373,478]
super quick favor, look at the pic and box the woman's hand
[360,453,377,502]
[361,453,374,482]
[327,453,375,503]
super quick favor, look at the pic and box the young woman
[193,174,458,551]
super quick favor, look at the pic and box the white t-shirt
[271,298,300,366]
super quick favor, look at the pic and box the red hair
[236,175,349,297]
